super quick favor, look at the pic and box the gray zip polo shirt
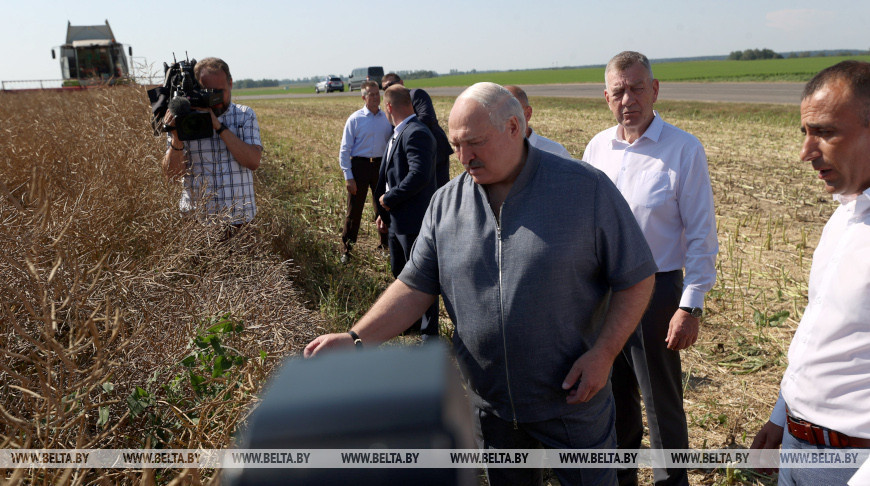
[399,144,657,423]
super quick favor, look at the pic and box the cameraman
[162,57,263,226]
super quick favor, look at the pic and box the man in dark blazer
[375,85,439,337]
[381,73,453,187]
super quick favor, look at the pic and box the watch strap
[347,330,363,349]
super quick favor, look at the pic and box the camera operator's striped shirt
[169,102,262,224]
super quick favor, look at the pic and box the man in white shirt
[505,85,573,159]
[751,60,870,486]
[582,51,718,486]
[338,80,393,262]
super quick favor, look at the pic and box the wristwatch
[679,306,703,318]
[216,123,228,135]
[347,330,363,349]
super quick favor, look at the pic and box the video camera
[147,55,224,141]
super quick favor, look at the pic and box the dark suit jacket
[375,116,437,236]
[410,88,453,187]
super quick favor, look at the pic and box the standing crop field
[0,88,324,484]
[0,87,829,485]
[249,94,827,486]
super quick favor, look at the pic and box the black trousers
[388,230,438,336]
[341,157,388,252]
[612,270,689,486]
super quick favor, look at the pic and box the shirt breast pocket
[633,170,674,208]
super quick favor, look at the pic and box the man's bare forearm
[352,280,437,342]
[161,144,187,181]
[562,274,655,403]
[593,275,655,360]
[304,280,437,357]
[220,130,262,171]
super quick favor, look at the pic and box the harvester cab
[51,20,132,86]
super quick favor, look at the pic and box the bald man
[505,85,572,159]
[308,82,656,486]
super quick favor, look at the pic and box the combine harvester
[53,20,133,86]
[1,20,133,91]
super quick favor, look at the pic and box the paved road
[237,82,805,105]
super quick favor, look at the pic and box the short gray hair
[361,80,379,94]
[457,82,526,134]
[604,51,653,84]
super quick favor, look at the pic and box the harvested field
[248,94,826,486]
[0,86,828,485]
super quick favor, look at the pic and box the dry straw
[0,87,323,484]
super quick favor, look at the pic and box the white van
[348,66,384,91]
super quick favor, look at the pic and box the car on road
[315,76,344,93]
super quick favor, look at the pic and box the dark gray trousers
[388,231,438,336]
[472,403,618,486]
[612,270,689,486]
[342,157,388,252]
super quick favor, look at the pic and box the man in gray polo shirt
[306,82,657,486]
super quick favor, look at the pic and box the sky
[1,0,868,83]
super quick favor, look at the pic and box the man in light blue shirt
[339,80,393,262]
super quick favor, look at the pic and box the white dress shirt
[849,456,870,485]
[528,128,572,159]
[338,106,393,180]
[770,188,870,438]
[582,113,718,308]
[383,114,418,193]
[386,114,417,162]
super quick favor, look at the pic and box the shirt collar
[833,187,870,205]
[613,111,663,146]
[393,113,417,136]
[363,105,380,116]
[217,102,237,122]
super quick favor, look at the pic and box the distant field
[235,54,870,96]
[236,85,314,96]
[407,55,870,87]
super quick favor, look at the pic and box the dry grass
[247,95,828,486]
[0,87,324,484]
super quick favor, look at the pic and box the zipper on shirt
[495,204,519,429]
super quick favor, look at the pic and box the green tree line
[728,48,783,61]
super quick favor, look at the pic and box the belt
[351,156,382,163]
[786,414,870,448]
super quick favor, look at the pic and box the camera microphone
[168,96,192,117]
